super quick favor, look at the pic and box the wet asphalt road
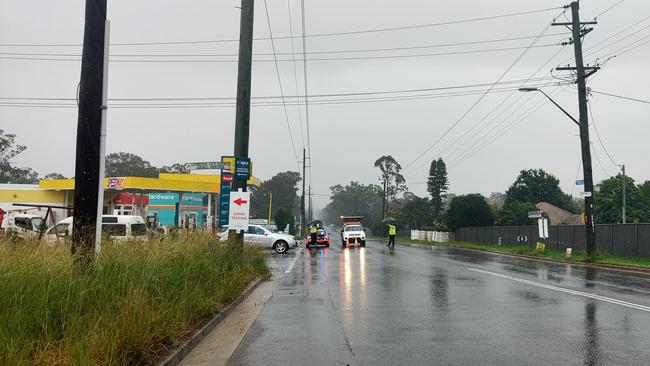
[227,233,650,365]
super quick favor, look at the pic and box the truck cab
[340,216,366,248]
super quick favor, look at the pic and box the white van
[44,215,150,243]
[1,213,46,239]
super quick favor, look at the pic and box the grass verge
[0,233,269,365]
[370,235,650,270]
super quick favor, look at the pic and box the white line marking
[468,268,650,313]
[284,252,300,273]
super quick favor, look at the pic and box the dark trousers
[310,233,318,246]
[388,235,395,247]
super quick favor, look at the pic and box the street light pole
[520,84,597,261]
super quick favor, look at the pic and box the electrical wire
[287,0,305,149]
[0,6,565,48]
[0,34,571,57]
[263,0,301,165]
[0,44,560,64]
[592,0,627,20]
[403,9,563,171]
[590,90,650,105]
[587,99,619,167]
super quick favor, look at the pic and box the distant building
[535,202,582,225]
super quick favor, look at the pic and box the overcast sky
[1,0,649,210]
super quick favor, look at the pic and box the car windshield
[344,225,363,232]
[31,217,44,230]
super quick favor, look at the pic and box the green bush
[0,233,269,365]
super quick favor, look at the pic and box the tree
[274,208,289,232]
[401,195,435,230]
[446,194,495,231]
[595,175,649,223]
[374,155,406,216]
[250,171,301,219]
[427,158,449,219]
[159,163,189,174]
[497,201,536,226]
[322,181,383,226]
[505,169,573,211]
[640,181,650,203]
[42,172,66,180]
[488,192,506,210]
[0,129,39,184]
[105,152,158,178]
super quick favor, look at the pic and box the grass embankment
[370,235,650,270]
[0,233,269,365]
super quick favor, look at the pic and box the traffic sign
[528,210,543,219]
[580,191,592,198]
[228,190,250,231]
[235,157,251,181]
[184,161,228,171]
[575,179,585,186]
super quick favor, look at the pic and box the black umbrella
[381,217,396,223]
[307,220,323,226]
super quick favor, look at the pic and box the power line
[403,9,563,170]
[0,6,564,48]
[588,99,619,167]
[590,89,650,104]
[0,44,560,63]
[263,0,300,165]
[287,0,305,150]
[0,82,566,109]
[0,76,561,103]
[407,44,569,176]
[0,34,570,57]
[592,0,627,20]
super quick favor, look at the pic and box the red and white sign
[107,177,126,190]
[228,190,250,231]
[222,174,233,183]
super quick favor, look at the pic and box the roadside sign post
[228,190,250,232]
[218,156,235,228]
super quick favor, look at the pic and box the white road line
[284,251,300,273]
[468,268,650,313]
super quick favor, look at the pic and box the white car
[218,224,297,254]
[341,224,366,247]
[44,215,150,243]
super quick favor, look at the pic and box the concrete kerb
[368,239,650,276]
[158,278,263,366]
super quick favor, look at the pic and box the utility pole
[308,186,312,221]
[553,1,599,261]
[301,148,306,235]
[71,0,108,268]
[230,0,255,245]
[268,193,273,225]
[622,164,627,224]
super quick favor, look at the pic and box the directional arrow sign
[228,190,250,231]
[233,198,248,206]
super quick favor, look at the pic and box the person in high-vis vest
[309,224,318,247]
[387,224,396,248]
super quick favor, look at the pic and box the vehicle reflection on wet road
[227,236,650,365]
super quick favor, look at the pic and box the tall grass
[0,233,269,365]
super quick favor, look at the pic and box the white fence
[410,230,452,242]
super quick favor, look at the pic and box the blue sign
[576,179,585,186]
[235,157,251,181]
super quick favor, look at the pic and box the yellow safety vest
[310,226,318,234]
[388,225,396,235]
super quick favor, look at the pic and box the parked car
[218,224,297,254]
[305,228,330,247]
[44,215,150,243]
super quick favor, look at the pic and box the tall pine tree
[427,158,449,219]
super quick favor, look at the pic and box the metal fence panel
[458,223,650,258]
